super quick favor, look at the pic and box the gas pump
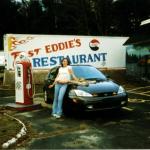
[15,53,33,105]
[6,52,41,111]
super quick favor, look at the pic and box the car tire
[112,107,122,112]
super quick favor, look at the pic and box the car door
[43,66,60,103]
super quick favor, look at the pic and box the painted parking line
[127,91,150,97]
[0,96,15,99]
[123,107,134,111]
[0,93,43,99]
[128,98,150,103]
[127,85,150,97]
[140,91,150,94]
[127,86,150,92]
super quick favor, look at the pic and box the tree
[42,0,89,35]
[0,0,150,50]
[112,0,150,36]
[0,0,21,49]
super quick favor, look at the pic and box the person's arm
[48,73,59,88]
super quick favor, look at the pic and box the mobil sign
[4,34,128,70]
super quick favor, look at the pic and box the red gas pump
[15,61,33,105]
[6,52,41,111]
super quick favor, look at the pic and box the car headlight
[117,86,125,94]
[70,89,93,97]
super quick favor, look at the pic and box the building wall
[3,68,126,88]
[126,45,150,79]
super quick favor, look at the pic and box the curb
[2,113,27,149]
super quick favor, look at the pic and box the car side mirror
[105,74,110,78]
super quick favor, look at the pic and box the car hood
[76,80,119,94]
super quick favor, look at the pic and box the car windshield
[72,66,107,81]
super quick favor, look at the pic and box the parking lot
[0,79,150,149]
[0,0,150,149]
[128,85,150,98]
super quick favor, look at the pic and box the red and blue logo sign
[89,39,100,51]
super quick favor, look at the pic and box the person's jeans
[52,83,68,116]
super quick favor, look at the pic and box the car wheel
[112,107,122,112]
[43,90,48,103]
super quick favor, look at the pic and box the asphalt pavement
[0,84,150,149]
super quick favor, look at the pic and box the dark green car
[43,65,128,112]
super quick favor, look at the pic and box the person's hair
[60,58,71,67]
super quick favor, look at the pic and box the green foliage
[0,0,150,49]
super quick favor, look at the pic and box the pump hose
[27,70,35,99]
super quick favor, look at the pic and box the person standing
[48,58,77,119]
